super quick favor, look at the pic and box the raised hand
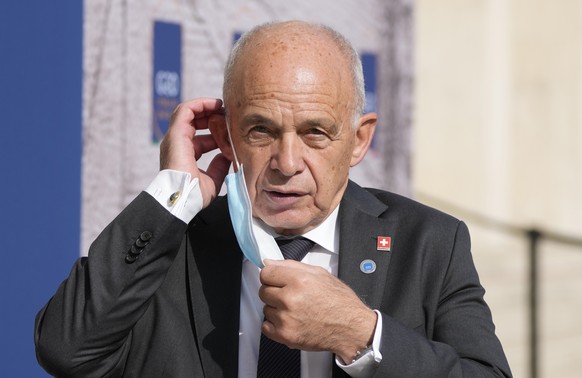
[160,98,232,208]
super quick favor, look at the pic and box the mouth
[260,187,310,213]
[265,190,304,198]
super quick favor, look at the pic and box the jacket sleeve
[34,192,188,377]
[372,221,512,378]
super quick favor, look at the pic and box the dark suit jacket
[35,181,511,377]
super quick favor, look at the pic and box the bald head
[222,21,365,126]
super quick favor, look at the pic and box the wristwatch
[352,345,375,364]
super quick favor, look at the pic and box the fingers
[160,97,226,169]
[193,134,219,160]
[183,97,223,118]
[190,107,225,131]
[204,153,232,195]
[260,297,304,349]
[258,282,283,309]
[260,259,311,287]
[167,99,224,146]
[260,316,277,339]
[260,307,293,346]
[171,98,223,127]
[258,260,321,317]
[184,99,224,130]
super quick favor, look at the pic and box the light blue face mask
[224,123,283,268]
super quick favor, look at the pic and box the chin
[272,219,319,236]
[256,205,319,233]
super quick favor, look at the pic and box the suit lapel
[337,181,392,310]
[185,197,242,378]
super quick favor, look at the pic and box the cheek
[314,161,347,199]
[243,167,260,196]
[243,148,271,192]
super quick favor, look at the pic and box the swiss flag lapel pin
[377,236,391,251]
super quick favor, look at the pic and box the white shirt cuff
[145,169,203,224]
[335,310,383,377]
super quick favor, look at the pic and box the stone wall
[415,1,582,376]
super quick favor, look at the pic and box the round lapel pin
[360,259,377,274]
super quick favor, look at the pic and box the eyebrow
[303,118,340,136]
[304,118,336,128]
[240,113,340,134]
[240,114,277,127]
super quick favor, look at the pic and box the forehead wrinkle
[240,113,276,125]
[243,101,340,127]
[244,90,339,113]
[246,86,336,100]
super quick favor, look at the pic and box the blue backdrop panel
[152,21,182,143]
[361,52,378,149]
[0,1,82,376]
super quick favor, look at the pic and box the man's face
[227,33,363,235]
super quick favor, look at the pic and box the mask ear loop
[225,119,241,172]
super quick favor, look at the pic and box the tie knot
[275,237,314,261]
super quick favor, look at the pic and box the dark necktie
[256,237,315,378]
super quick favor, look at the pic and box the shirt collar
[301,206,339,255]
[257,205,340,255]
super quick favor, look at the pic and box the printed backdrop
[82,0,413,254]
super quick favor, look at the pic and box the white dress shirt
[146,170,382,377]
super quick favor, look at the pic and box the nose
[269,133,305,176]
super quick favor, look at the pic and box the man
[35,21,512,377]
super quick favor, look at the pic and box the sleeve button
[129,244,141,256]
[135,238,148,248]
[140,231,153,241]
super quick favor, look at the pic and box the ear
[208,113,235,162]
[350,112,377,167]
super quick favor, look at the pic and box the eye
[303,127,331,140]
[247,125,273,139]
[306,128,325,136]
[245,124,275,145]
[250,125,269,134]
[301,127,333,148]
